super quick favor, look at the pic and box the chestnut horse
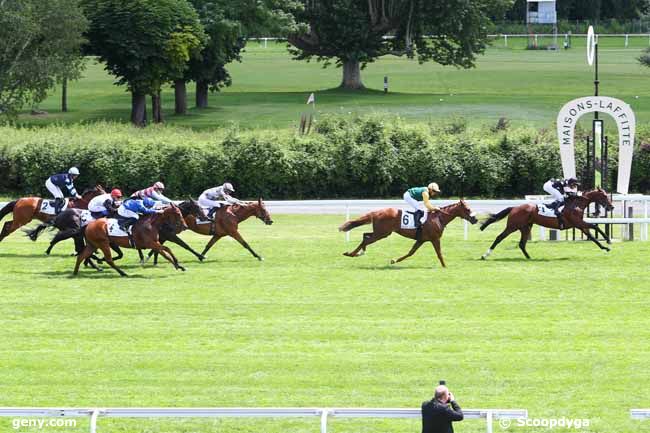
[339,200,479,267]
[0,186,105,243]
[73,205,187,277]
[479,188,614,260]
[182,198,273,261]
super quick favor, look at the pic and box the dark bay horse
[339,200,479,267]
[73,205,187,277]
[479,188,615,259]
[0,186,105,243]
[182,198,273,261]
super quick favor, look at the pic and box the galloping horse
[74,205,187,277]
[339,200,479,267]
[182,198,273,261]
[0,186,105,243]
[479,188,614,259]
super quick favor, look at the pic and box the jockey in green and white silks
[403,182,441,225]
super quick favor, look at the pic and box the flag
[306,93,315,105]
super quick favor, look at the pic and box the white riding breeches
[403,191,422,211]
[403,191,428,224]
[543,181,564,202]
[117,207,139,220]
[45,178,64,199]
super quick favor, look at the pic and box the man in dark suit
[421,384,464,433]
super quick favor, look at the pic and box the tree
[83,0,206,125]
[282,0,509,90]
[0,0,87,118]
[175,0,293,112]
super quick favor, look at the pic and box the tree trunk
[195,80,209,108]
[340,60,365,90]
[174,80,187,115]
[61,78,68,112]
[152,91,163,124]
[131,91,147,127]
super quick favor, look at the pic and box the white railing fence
[0,407,528,433]
[631,409,650,419]
[3,195,650,241]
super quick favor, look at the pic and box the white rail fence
[3,195,650,241]
[631,409,650,419]
[0,407,528,433]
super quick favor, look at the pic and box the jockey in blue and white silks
[117,197,159,232]
[46,167,81,213]
[542,177,579,228]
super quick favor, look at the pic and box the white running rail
[0,407,528,433]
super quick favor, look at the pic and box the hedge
[2,116,650,199]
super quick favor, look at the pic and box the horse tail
[0,200,16,222]
[480,207,513,231]
[24,222,52,242]
[339,213,372,232]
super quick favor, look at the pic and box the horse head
[184,197,209,221]
[255,197,273,225]
[458,199,479,224]
[584,188,614,212]
[163,204,188,232]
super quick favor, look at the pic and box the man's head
[428,182,440,196]
[68,167,80,180]
[567,177,579,188]
[435,385,450,403]
[153,181,165,192]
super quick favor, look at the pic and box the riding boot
[208,206,219,219]
[53,197,64,214]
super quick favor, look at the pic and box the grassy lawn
[17,36,650,129]
[0,213,649,432]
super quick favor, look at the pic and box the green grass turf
[0,214,649,433]
[17,36,650,129]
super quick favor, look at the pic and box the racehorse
[73,205,187,277]
[0,186,105,243]
[338,200,479,267]
[182,198,273,261]
[479,188,615,259]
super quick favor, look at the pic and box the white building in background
[527,0,558,49]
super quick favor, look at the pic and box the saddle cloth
[537,204,564,218]
[106,218,129,237]
[197,205,229,224]
[79,210,94,227]
[400,211,418,229]
[40,199,69,215]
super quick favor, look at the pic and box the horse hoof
[198,255,205,262]
[390,259,396,264]
[258,257,264,261]
[605,248,611,253]
[480,255,486,260]
[179,267,186,272]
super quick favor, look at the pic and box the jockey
[542,177,579,229]
[131,181,173,204]
[46,167,82,213]
[403,182,441,226]
[199,182,241,218]
[88,188,123,219]
[117,197,160,233]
